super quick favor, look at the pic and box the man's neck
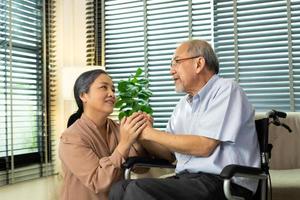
[189,72,215,96]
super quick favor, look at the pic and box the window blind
[214,0,300,112]
[86,0,103,65]
[0,0,56,186]
[104,0,212,129]
[103,0,299,130]
[291,0,300,110]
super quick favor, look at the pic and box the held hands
[143,113,153,127]
[117,112,153,158]
[119,112,147,148]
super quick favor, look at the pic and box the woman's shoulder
[60,121,85,144]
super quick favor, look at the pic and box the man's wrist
[143,127,160,142]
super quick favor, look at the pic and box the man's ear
[196,57,206,73]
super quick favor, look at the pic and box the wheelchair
[123,110,292,200]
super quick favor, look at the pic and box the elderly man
[109,39,260,200]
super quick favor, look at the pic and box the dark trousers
[109,172,253,200]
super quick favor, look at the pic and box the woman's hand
[117,112,147,157]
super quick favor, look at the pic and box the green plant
[115,68,153,120]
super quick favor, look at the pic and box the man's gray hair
[183,39,219,74]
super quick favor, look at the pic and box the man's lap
[109,172,229,200]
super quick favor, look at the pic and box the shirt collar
[186,74,219,104]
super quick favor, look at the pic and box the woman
[59,69,147,200]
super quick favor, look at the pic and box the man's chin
[175,86,185,93]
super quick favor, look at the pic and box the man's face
[170,44,198,94]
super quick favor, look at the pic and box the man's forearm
[143,128,220,157]
[140,139,175,162]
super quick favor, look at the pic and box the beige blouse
[59,114,145,200]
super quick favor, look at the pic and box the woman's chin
[106,107,114,115]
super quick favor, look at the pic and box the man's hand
[138,113,153,140]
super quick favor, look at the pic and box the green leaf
[115,100,124,108]
[118,92,131,99]
[138,78,148,85]
[127,84,138,92]
[117,68,153,121]
[132,102,141,111]
[118,112,127,120]
[143,89,152,96]
[121,98,133,105]
[137,98,148,105]
[133,77,139,84]
[118,80,129,92]
[141,105,153,114]
[138,91,151,99]
[135,68,143,77]
[125,110,131,117]
[122,107,132,112]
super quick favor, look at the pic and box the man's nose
[170,67,176,75]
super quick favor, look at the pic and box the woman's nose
[108,89,115,97]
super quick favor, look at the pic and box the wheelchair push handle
[281,123,292,133]
[267,109,287,118]
[267,109,292,133]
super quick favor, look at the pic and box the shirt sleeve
[191,82,249,143]
[166,97,184,134]
[59,133,125,194]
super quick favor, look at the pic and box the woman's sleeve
[59,133,125,194]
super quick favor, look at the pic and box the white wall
[0,0,87,199]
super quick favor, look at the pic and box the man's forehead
[174,44,189,57]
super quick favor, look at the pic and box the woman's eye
[100,85,107,89]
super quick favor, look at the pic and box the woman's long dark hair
[67,69,108,127]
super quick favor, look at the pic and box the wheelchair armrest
[221,165,268,200]
[123,156,176,179]
[123,156,176,169]
[220,164,264,179]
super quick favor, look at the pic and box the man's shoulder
[214,76,242,91]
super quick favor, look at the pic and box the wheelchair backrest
[255,118,269,154]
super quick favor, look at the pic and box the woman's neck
[84,110,108,130]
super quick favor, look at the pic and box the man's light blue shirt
[166,75,260,192]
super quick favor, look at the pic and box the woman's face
[80,74,116,115]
